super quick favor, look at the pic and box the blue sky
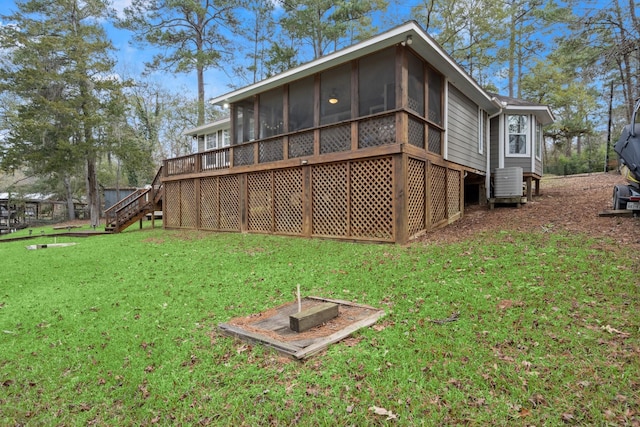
[1,0,232,100]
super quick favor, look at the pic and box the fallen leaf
[369,405,397,420]
[601,325,630,337]
[561,412,574,422]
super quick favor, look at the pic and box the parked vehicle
[613,98,640,213]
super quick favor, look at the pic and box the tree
[0,0,126,226]
[118,0,242,126]
[278,0,388,60]
[566,0,640,118]
[411,0,507,88]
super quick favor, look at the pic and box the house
[160,21,553,244]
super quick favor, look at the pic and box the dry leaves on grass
[369,405,398,420]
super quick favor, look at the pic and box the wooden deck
[160,112,470,244]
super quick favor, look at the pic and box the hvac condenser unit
[493,167,523,198]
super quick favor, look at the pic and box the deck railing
[163,111,433,178]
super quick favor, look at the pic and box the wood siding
[447,84,484,171]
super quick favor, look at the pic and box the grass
[0,223,638,425]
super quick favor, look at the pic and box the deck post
[394,152,408,244]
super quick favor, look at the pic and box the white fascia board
[503,105,555,126]
[183,117,231,137]
[209,21,500,115]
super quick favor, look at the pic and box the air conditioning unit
[494,167,523,197]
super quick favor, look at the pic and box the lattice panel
[350,157,394,240]
[429,164,447,224]
[289,131,314,158]
[447,169,461,217]
[259,138,284,163]
[200,177,219,230]
[274,168,303,234]
[358,115,396,148]
[407,158,426,237]
[164,181,181,227]
[408,97,421,113]
[234,144,254,166]
[248,171,273,232]
[219,175,240,231]
[428,126,442,154]
[180,179,196,228]
[312,163,348,236]
[408,117,425,148]
[320,125,350,154]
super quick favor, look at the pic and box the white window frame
[204,132,218,150]
[535,122,542,160]
[506,114,529,157]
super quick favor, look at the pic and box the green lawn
[1,224,638,425]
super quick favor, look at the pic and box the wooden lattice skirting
[162,152,464,243]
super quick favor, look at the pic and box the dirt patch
[419,172,640,250]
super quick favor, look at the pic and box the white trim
[485,113,491,200]
[531,116,536,172]
[505,114,529,158]
[498,115,504,169]
[443,78,449,160]
[535,121,542,161]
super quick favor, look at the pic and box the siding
[490,117,499,171]
[447,84,485,171]
[535,157,543,176]
[504,156,532,172]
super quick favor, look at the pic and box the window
[358,49,395,116]
[320,64,351,125]
[205,129,231,150]
[407,52,425,116]
[259,88,283,139]
[205,132,216,150]
[508,114,528,155]
[289,77,314,132]
[234,98,255,144]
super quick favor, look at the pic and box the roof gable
[209,21,501,114]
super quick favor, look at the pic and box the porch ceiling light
[329,91,339,104]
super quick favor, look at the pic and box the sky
[0,0,233,101]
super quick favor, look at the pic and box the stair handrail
[150,165,164,203]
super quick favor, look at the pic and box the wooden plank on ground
[217,323,303,353]
[289,302,339,332]
[293,310,386,359]
[599,209,634,217]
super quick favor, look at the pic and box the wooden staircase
[105,166,163,233]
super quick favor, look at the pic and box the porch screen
[427,68,443,125]
[358,48,395,116]
[320,63,351,125]
[259,88,284,139]
[234,98,255,144]
[288,77,314,131]
[408,52,425,116]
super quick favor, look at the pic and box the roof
[183,116,230,137]
[490,93,555,125]
[0,192,55,201]
[209,21,502,115]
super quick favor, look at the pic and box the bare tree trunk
[86,154,100,228]
[63,174,76,221]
